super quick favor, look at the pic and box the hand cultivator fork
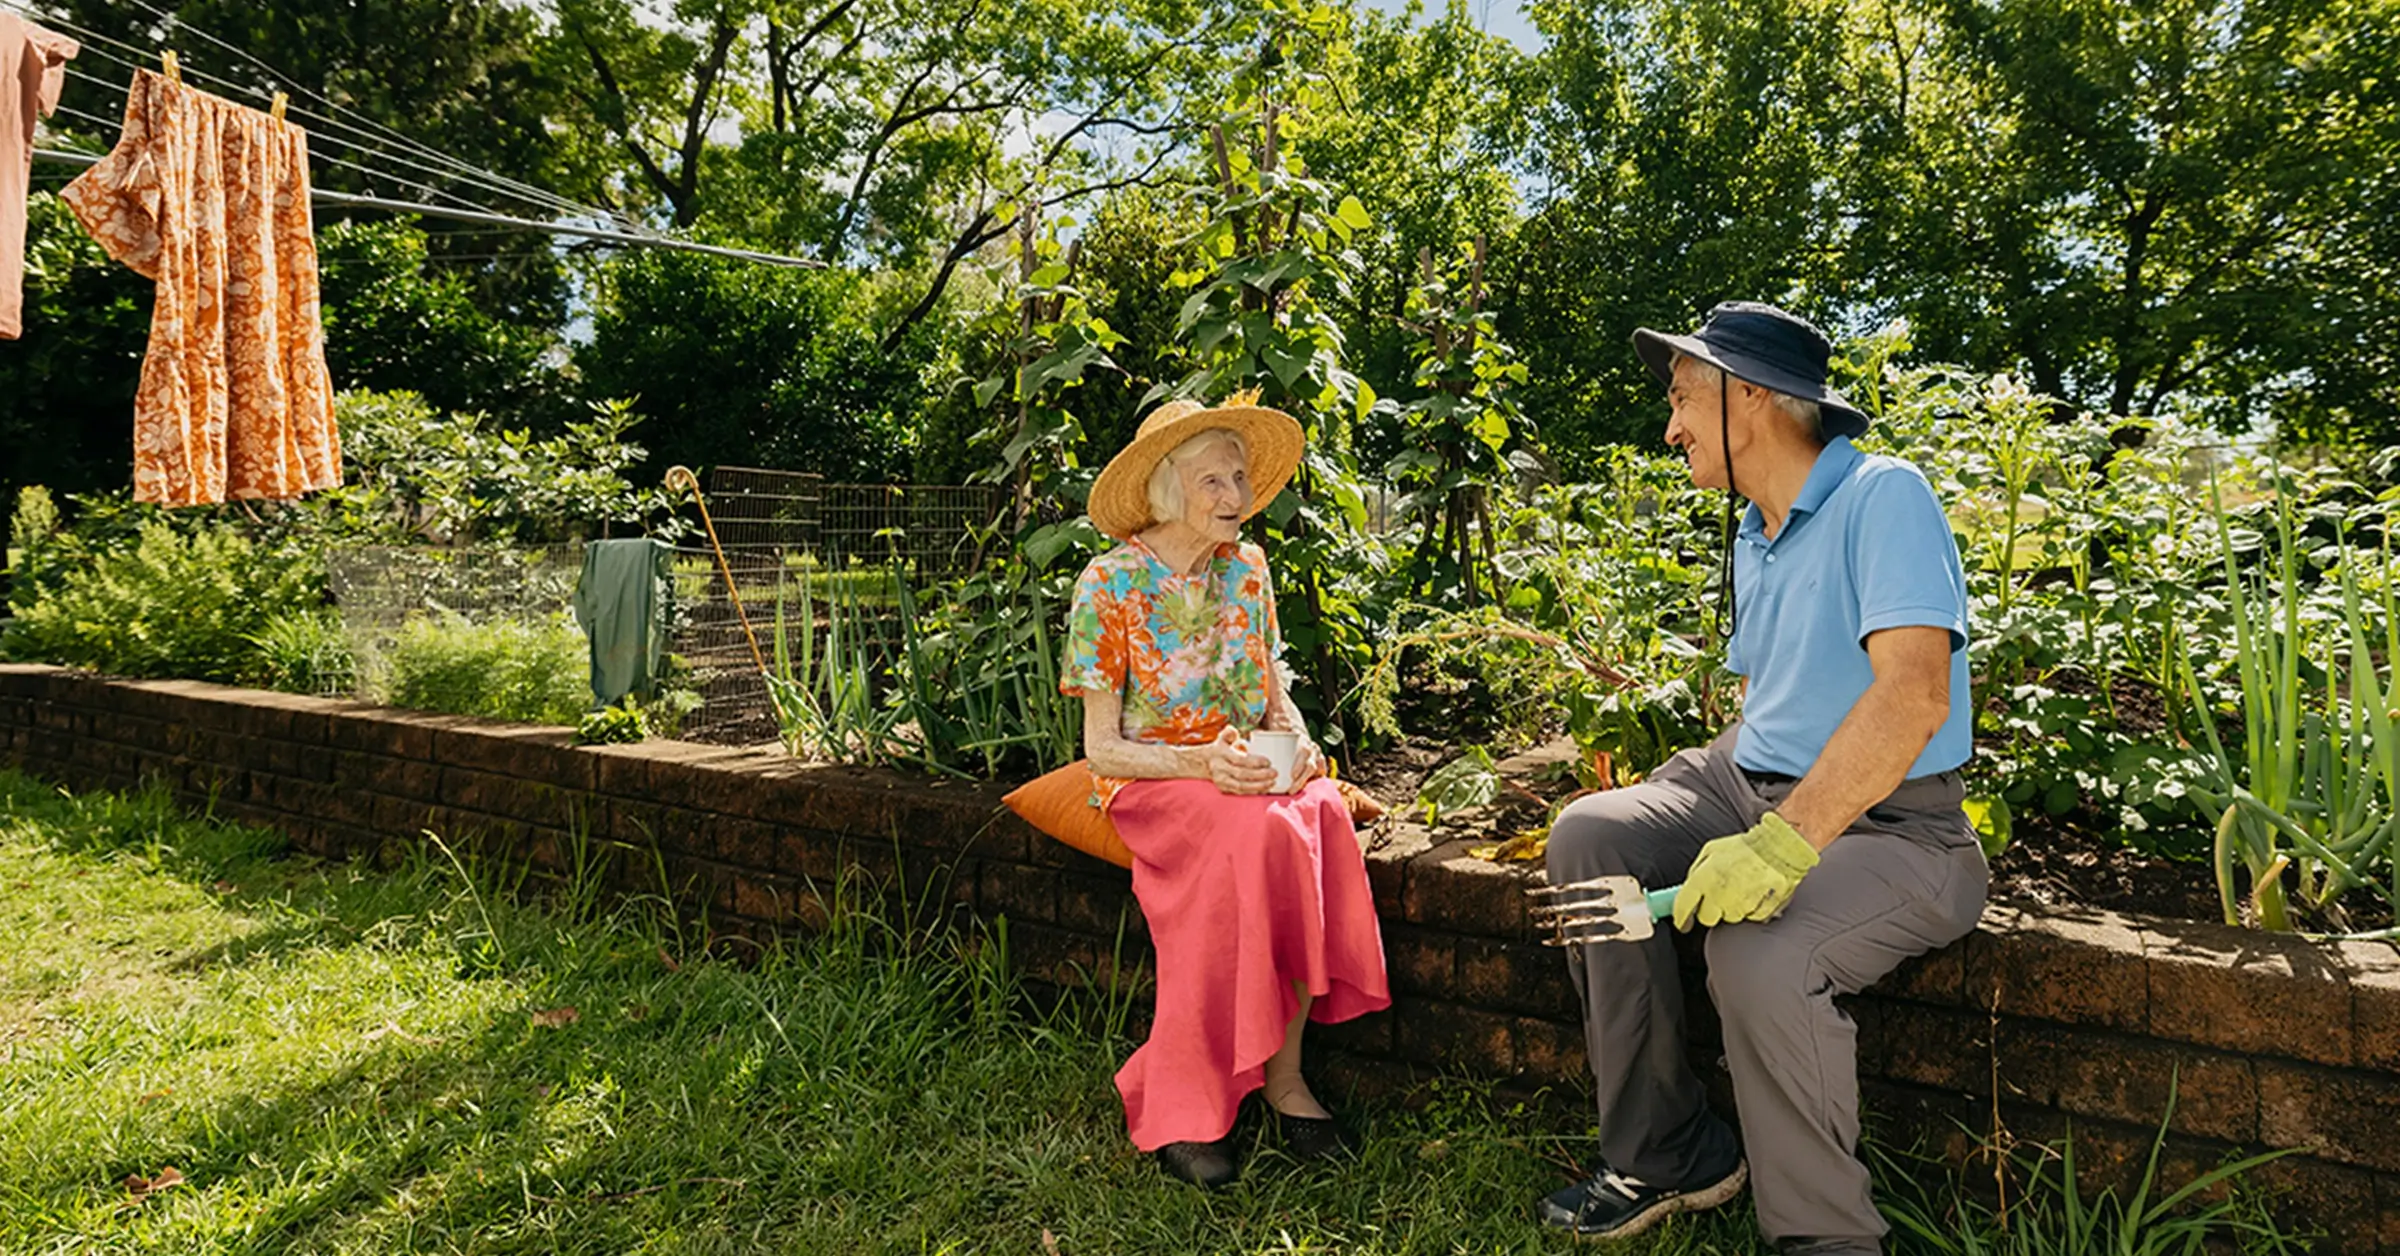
[1526,876,1683,946]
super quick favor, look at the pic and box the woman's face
[1176,440,1254,544]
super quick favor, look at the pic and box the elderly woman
[1060,394,1391,1188]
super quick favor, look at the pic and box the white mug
[1247,729,1301,794]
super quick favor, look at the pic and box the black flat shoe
[1270,1107,1351,1160]
[1156,1139,1238,1189]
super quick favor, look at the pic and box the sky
[1364,0,1544,51]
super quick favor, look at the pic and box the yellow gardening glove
[1672,812,1820,931]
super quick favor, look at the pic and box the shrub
[378,612,588,726]
[3,507,323,683]
[244,609,357,696]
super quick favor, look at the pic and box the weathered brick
[1404,840,1535,935]
[373,793,436,838]
[1457,936,1579,1019]
[430,722,589,788]
[1312,1009,1394,1057]
[1993,1022,2257,1144]
[1515,1016,1588,1085]
[1382,925,1459,998]
[962,810,1034,864]
[2257,1062,2400,1173]
[2339,941,2400,1074]
[2144,922,2350,1065]
[325,708,441,760]
[1963,904,2148,1032]
[980,862,1057,924]
[2373,1166,2400,1255]
[1876,937,1966,1006]
[1874,1000,1990,1094]
[1362,822,1434,908]
[2241,1157,2383,1256]
[710,815,779,872]
[1055,870,1138,937]
[776,825,842,882]
[1396,997,1516,1076]
[1009,921,1101,988]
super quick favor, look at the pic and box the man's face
[1663,358,1733,491]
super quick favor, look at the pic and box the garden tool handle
[1647,886,1681,920]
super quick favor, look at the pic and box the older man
[1535,302,1988,1253]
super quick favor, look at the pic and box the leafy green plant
[379,612,589,726]
[1873,1077,2301,1255]
[243,609,358,696]
[3,515,323,683]
[1388,238,1535,607]
[1414,746,1502,825]
[763,564,907,764]
[890,534,1093,779]
[2179,478,2399,932]
[574,696,651,745]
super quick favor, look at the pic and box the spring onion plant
[2180,478,2399,932]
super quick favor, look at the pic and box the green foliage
[1415,745,1503,825]
[1159,0,1387,737]
[1388,239,1536,606]
[573,696,652,745]
[578,252,941,483]
[1873,1077,2302,1255]
[325,390,664,546]
[764,567,909,765]
[0,195,149,507]
[2,514,323,684]
[950,211,1125,526]
[245,609,358,697]
[891,535,1098,778]
[317,221,571,429]
[2179,478,2400,932]
[379,612,589,726]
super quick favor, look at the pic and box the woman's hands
[1199,727,1278,795]
[1194,727,1329,795]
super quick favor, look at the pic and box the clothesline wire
[118,0,596,221]
[8,0,604,221]
[28,147,824,268]
[47,83,522,221]
[23,21,604,223]
[3,0,609,223]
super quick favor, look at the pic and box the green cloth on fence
[572,538,674,707]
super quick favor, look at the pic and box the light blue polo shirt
[1726,437,1972,780]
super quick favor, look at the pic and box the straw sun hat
[1087,392,1305,540]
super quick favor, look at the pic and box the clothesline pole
[30,148,825,269]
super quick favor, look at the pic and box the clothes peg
[160,50,180,84]
[270,92,287,123]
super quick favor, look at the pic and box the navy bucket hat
[1631,301,1870,440]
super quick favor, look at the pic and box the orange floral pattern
[62,69,340,506]
[1060,537,1282,809]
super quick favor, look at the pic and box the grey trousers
[1544,727,1989,1248]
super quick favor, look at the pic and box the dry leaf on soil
[529,1006,580,1029]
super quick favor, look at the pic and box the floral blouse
[1059,537,1282,809]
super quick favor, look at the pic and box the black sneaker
[1156,1139,1239,1189]
[1537,1158,1748,1239]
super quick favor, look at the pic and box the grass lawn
[0,770,1767,1255]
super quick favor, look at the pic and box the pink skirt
[1108,777,1391,1150]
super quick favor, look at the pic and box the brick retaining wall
[2,663,2395,1250]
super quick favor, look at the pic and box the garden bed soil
[1337,735,2394,934]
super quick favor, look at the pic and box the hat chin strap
[1715,382,1738,641]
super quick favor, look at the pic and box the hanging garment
[1,13,76,340]
[61,68,339,505]
[572,537,675,707]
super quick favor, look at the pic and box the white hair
[1145,427,1249,525]
[1672,351,1822,442]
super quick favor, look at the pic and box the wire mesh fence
[670,469,1006,746]
[325,544,584,697]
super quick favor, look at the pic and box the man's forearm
[1777,678,1949,850]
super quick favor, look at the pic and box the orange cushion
[1003,761,1135,868]
[1002,761,1391,871]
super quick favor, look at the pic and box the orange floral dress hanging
[62,68,339,505]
